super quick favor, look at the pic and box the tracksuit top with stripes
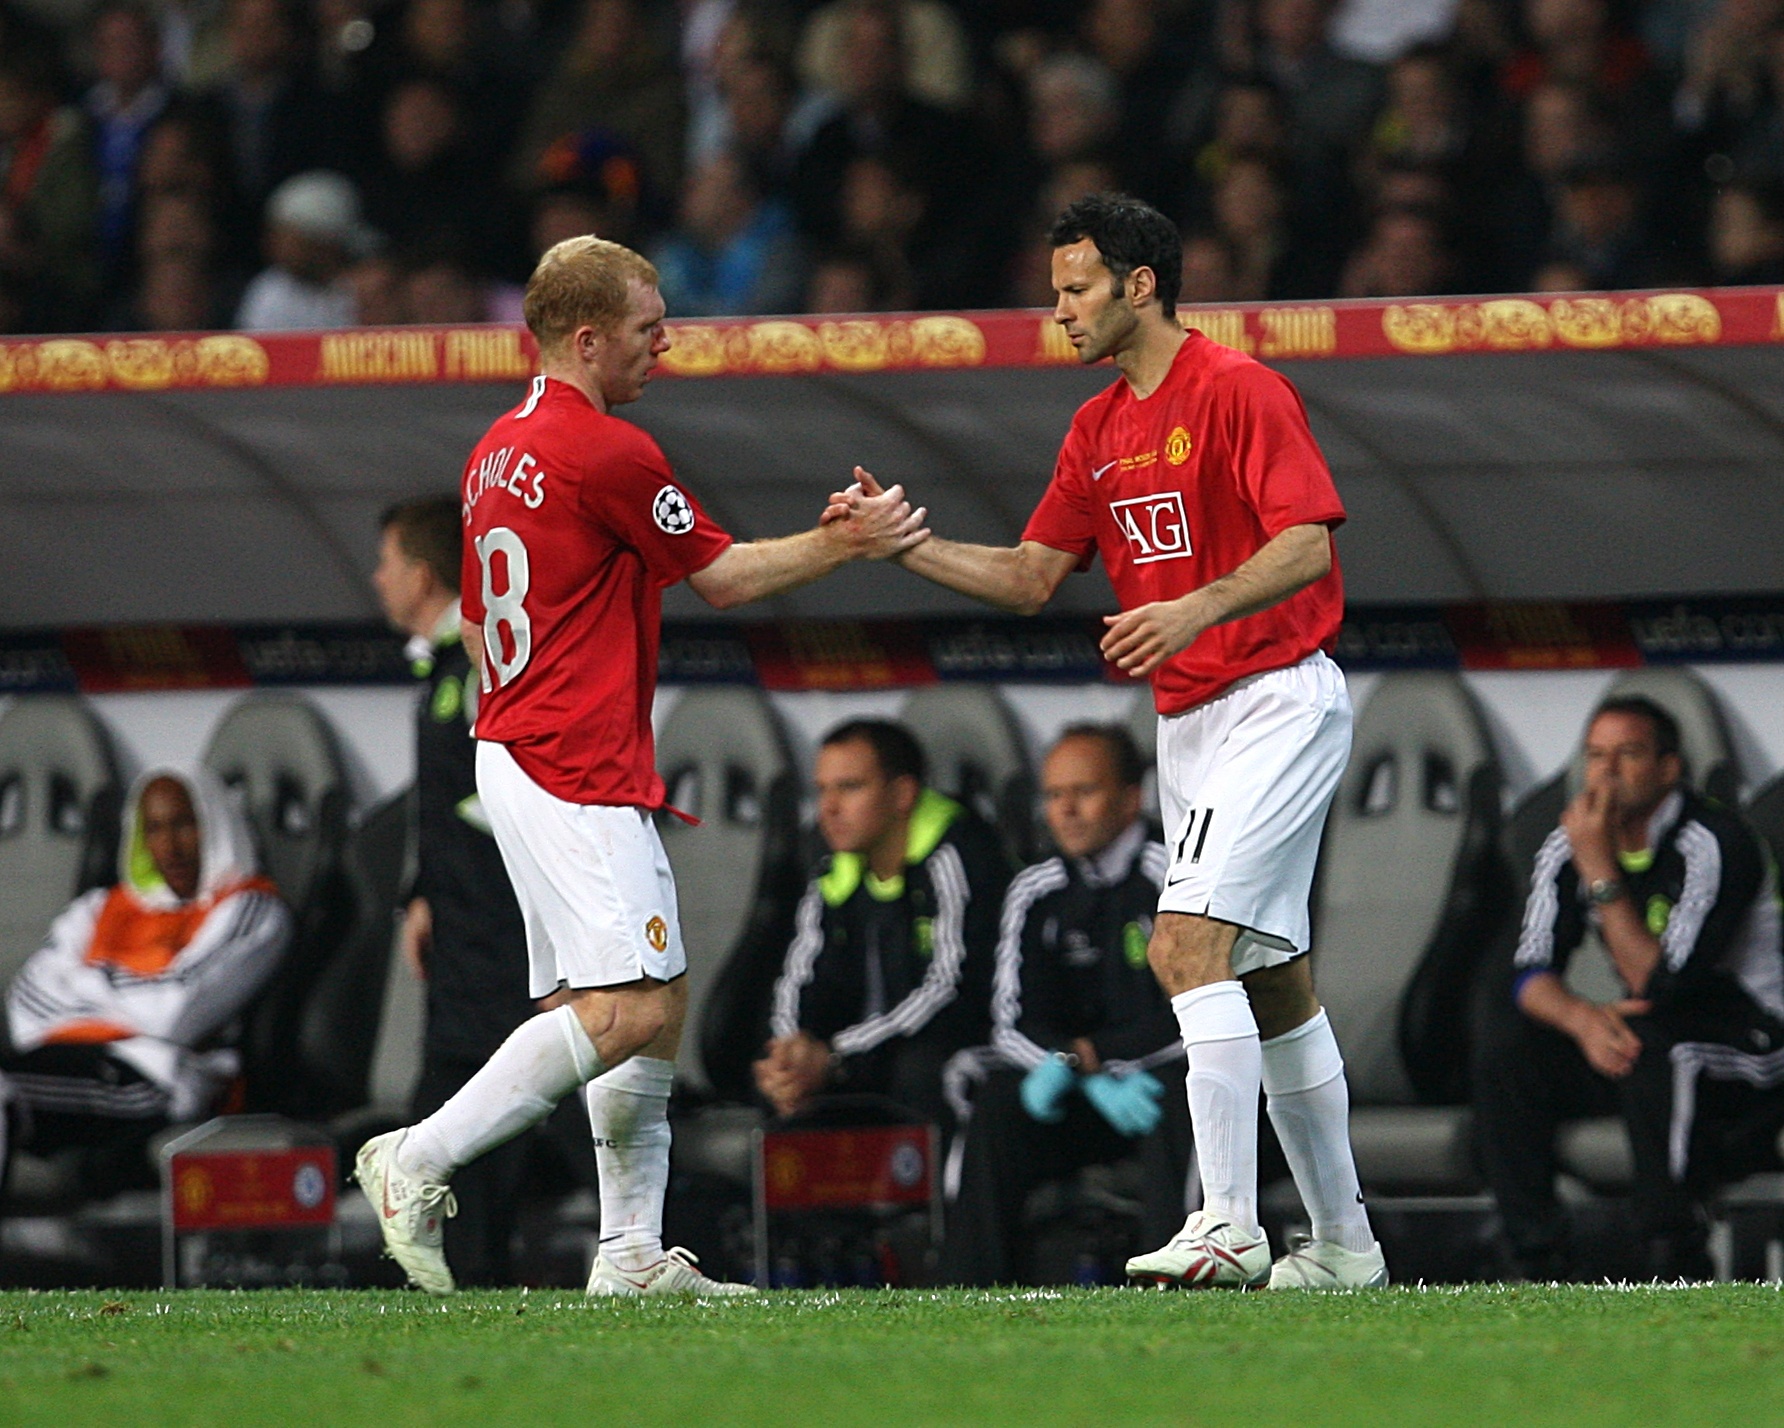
[991,823,1183,1075]
[770,790,1009,1065]
[409,616,535,1061]
[1514,787,1784,1048]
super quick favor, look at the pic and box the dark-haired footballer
[830,193,1382,1289]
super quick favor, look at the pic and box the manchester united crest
[1165,425,1193,465]
[644,915,669,952]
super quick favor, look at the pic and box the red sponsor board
[760,1126,932,1212]
[170,1147,336,1231]
[744,620,938,691]
[0,288,1779,395]
[1446,601,1644,670]
[62,625,254,692]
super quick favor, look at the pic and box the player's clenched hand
[822,468,897,528]
[825,466,889,517]
[819,465,929,560]
[1099,596,1207,677]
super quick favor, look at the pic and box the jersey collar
[1620,788,1685,871]
[1075,820,1147,888]
[407,600,463,675]
[820,789,963,906]
[430,599,463,649]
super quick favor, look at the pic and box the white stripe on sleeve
[1514,827,1574,971]
[1661,821,1722,975]
[989,859,1069,1071]
[769,881,826,1040]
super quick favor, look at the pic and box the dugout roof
[4,287,1783,628]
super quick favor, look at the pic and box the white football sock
[400,1004,603,1181]
[1172,981,1262,1236]
[587,1055,675,1274]
[1262,1009,1375,1253]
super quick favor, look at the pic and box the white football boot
[1267,1236,1389,1290]
[587,1246,760,1298]
[1125,1210,1272,1289]
[354,1129,458,1296]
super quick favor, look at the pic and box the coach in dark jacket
[941,726,1191,1286]
[373,496,537,1284]
[757,720,1009,1127]
[1474,696,1784,1280]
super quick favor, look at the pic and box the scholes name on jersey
[463,445,547,519]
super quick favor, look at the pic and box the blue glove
[1020,1055,1077,1123]
[1081,1069,1165,1138]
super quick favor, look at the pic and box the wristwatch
[1586,877,1626,906]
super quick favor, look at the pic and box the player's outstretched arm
[828,468,1077,615]
[686,477,928,610]
[1100,521,1332,677]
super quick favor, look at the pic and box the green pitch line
[1,1284,1781,1427]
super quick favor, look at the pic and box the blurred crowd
[4,0,1784,334]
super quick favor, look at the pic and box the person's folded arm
[1099,522,1333,677]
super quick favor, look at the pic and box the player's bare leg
[564,975,675,1067]
[357,977,666,1293]
[584,977,756,1297]
[1244,959,1386,1290]
[1126,912,1272,1288]
[1238,958,1319,1038]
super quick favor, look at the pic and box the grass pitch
[1,1283,1780,1426]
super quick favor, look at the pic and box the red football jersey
[1023,332,1346,715]
[460,376,733,805]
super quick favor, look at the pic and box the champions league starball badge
[652,484,696,535]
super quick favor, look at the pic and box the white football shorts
[1155,650,1352,976]
[476,740,688,997]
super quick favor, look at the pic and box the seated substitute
[941,724,1191,1286]
[1475,697,1784,1280]
[755,720,1010,1125]
[2,766,291,1191]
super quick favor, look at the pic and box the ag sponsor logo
[652,484,696,535]
[644,915,670,952]
[1110,491,1193,564]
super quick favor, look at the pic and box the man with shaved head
[941,724,1191,1286]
